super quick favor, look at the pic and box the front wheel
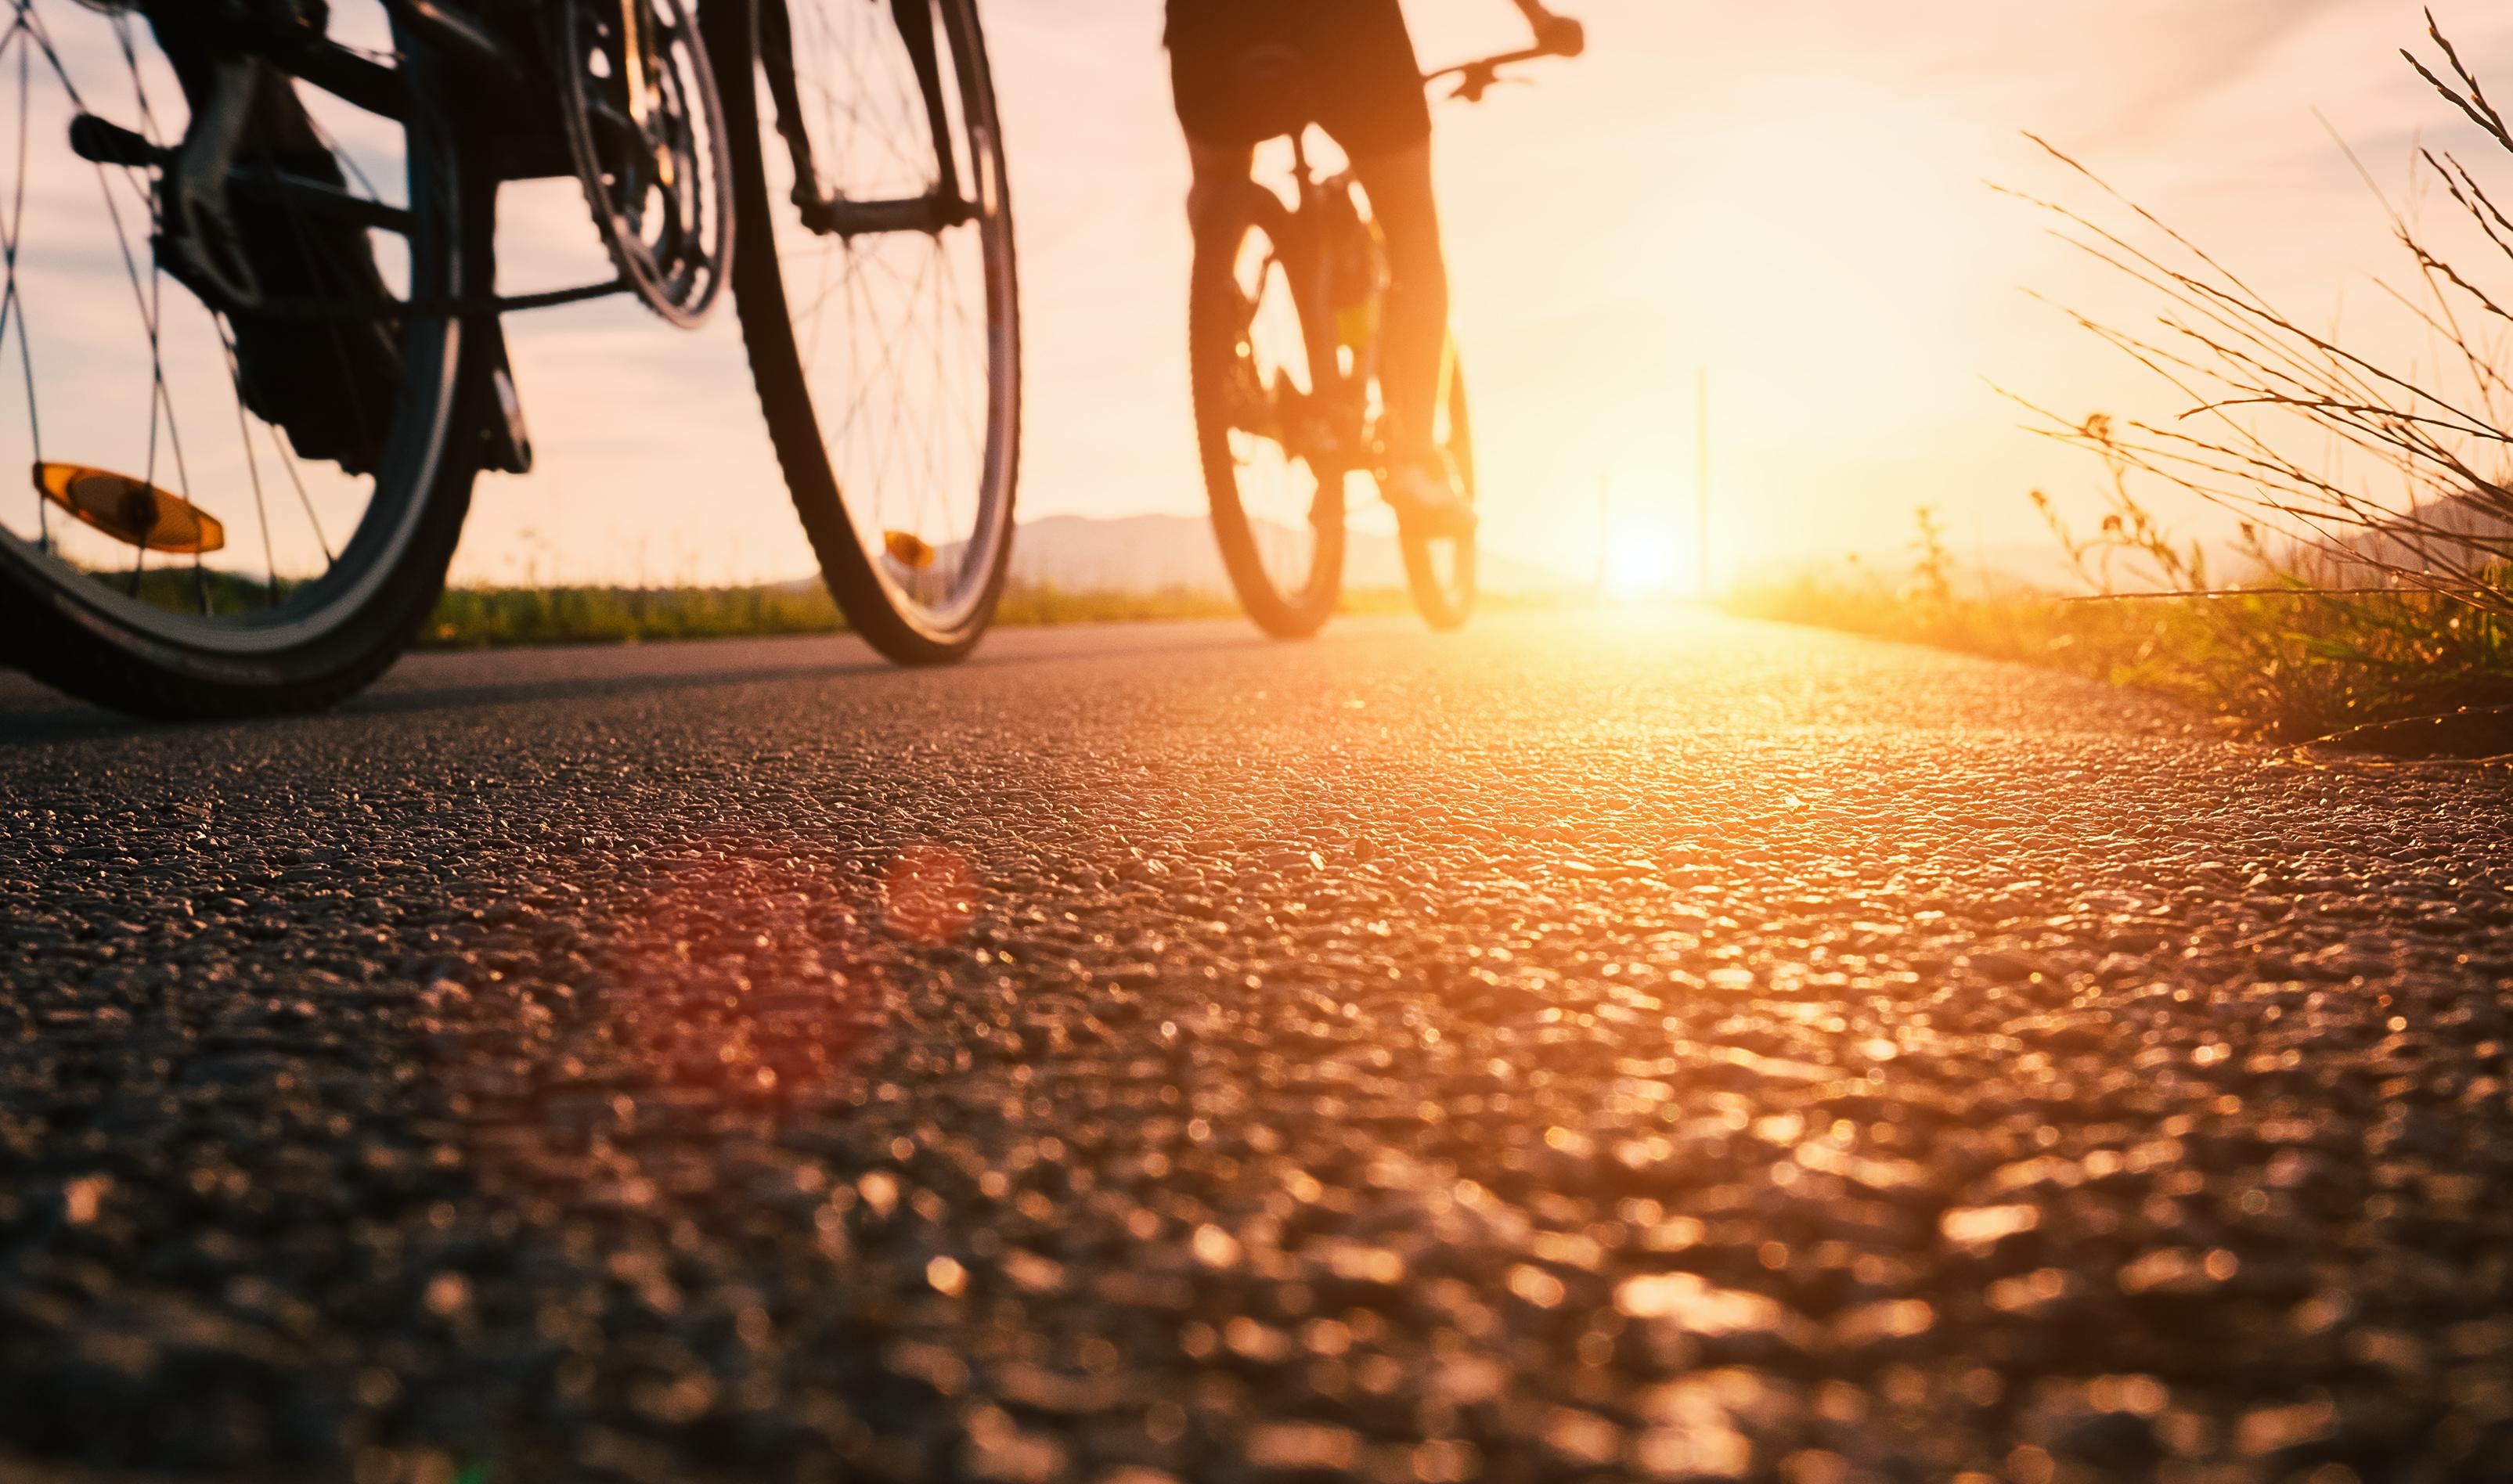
[714,0,1021,666]
[1399,351,1476,630]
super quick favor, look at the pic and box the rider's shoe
[1379,456,1476,540]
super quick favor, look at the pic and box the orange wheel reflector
[883,529,936,571]
[34,463,226,555]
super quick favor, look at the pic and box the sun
[1599,499,1691,599]
[1606,538,1676,600]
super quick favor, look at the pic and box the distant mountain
[909,512,1577,596]
[2313,491,2513,582]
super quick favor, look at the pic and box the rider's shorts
[1165,0,1433,157]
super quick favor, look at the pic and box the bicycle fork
[757,0,975,237]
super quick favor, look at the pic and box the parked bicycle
[0,0,1018,718]
[1188,23,1579,639]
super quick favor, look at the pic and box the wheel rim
[754,0,1015,639]
[0,1,462,657]
[1216,217,1343,613]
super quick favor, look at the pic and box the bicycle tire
[1400,354,1476,630]
[0,9,483,719]
[1191,191,1345,639]
[712,0,1022,667]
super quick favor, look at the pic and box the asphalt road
[3,611,2510,1484]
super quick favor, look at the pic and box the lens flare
[882,844,980,946]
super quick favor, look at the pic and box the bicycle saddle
[1234,44,1312,139]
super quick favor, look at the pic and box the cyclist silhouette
[1166,0,1581,538]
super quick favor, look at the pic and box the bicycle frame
[1278,133,1383,468]
[130,0,975,283]
[110,0,989,460]
[1268,35,1563,476]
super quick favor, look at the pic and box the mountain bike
[0,0,1017,719]
[1188,25,1577,639]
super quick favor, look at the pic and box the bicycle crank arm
[795,191,975,239]
[72,116,414,237]
[146,41,269,312]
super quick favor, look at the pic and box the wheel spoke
[216,319,284,603]
[3,20,45,547]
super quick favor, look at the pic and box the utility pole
[1594,470,1610,601]
[1695,368,1711,600]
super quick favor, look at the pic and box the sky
[443,0,2513,592]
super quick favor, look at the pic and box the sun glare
[1606,539,1677,599]
[1599,493,1693,600]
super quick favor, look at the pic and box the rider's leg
[1347,142,1448,466]
[1184,139,1257,237]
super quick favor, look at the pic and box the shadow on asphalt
[0,707,145,748]
[0,655,902,749]
[0,621,1286,748]
[334,655,902,722]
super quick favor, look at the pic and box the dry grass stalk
[2005,9,2513,615]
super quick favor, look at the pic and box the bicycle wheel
[0,2,481,719]
[1191,192,1346,639]
[1400,351,1475,630]
[713,0,1019,666]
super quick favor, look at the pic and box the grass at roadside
[1725,508,2513,755]
[420,582,848,649]
[416,580,1462,650]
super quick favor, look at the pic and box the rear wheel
[0,2,480,718]
[1190,193,1348,639]
[714,0,1020,666]
[1400,351,1475,630]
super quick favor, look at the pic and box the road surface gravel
[2,612,2510,1484]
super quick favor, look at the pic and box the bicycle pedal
[68,114,166,170]
[34,463,227,555]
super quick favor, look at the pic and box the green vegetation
[995,583,1248,628]
[414,580,1437,650]
[1728,491,2513,754]
[81,565,297,617]
[421,581,847,648]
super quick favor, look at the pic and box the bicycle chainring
[551,0,731,326]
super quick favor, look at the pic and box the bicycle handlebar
[1421,22,1584,104]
